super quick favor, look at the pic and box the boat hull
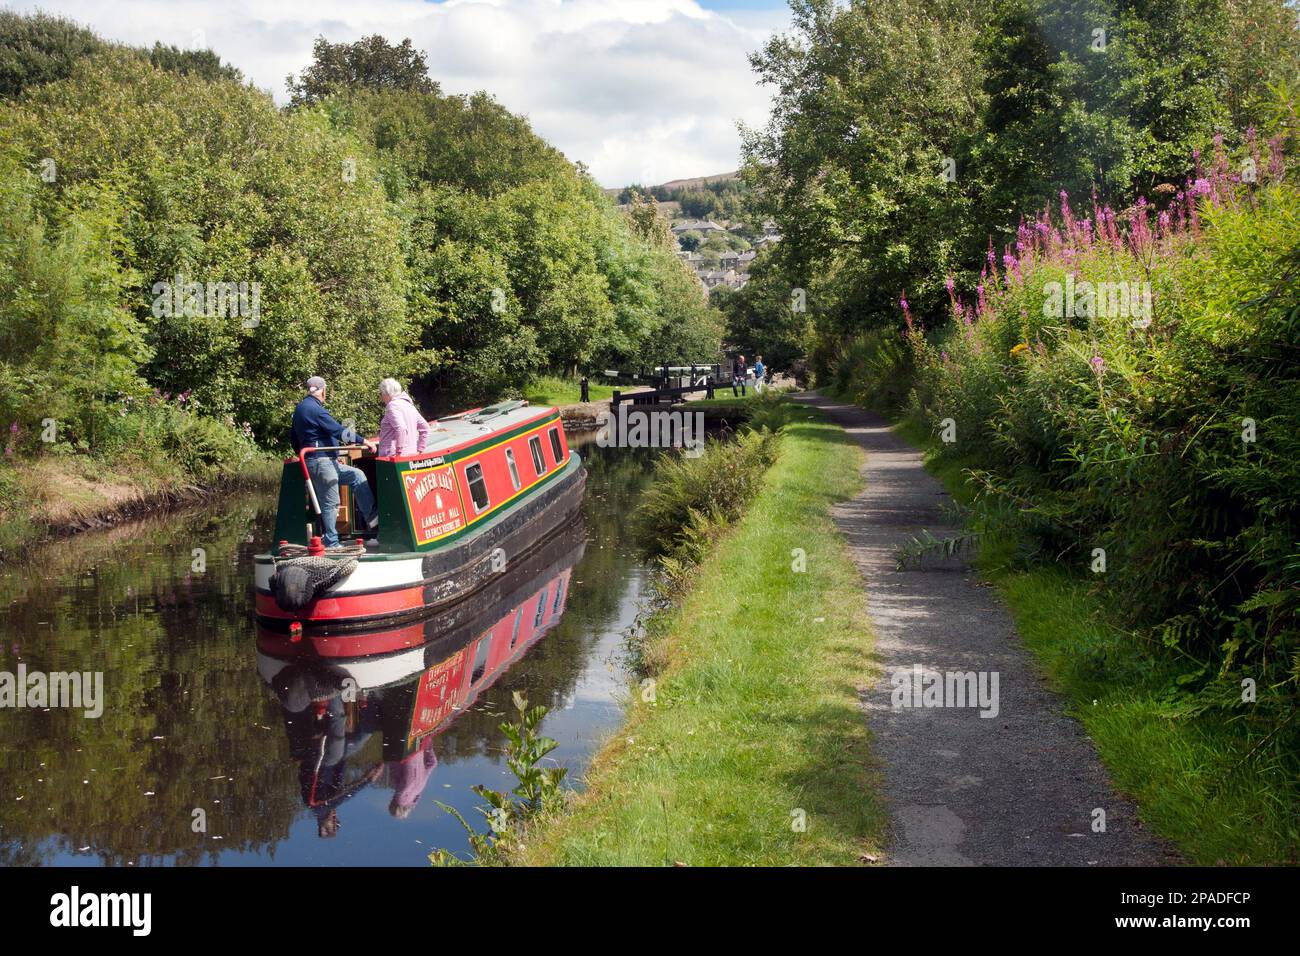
[254,453,586,630]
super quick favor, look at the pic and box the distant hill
[605,170,738,198]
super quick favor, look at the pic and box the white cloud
[4,0,789,186]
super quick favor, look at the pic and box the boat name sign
[403,463,465,545]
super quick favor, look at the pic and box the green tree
[146,42,242,84]
[6,50,420,442]
[714,250,810,372]
[743,0,987,342]
[0,11,102,97]
[287,35,437,107]
[677,188,718,218]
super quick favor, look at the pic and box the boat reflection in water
[256,517,586,838]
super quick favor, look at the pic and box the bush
[826,328,914,412]
[634,427,780,567]
[895,154,1300,749]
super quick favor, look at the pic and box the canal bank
[0,455,282,565]
[515,398,887,866]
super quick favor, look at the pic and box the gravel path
[795,392,1177,866]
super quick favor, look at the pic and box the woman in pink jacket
[375,378,431,457]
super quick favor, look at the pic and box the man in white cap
[290,376,377,546]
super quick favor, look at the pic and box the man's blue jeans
[307,456,377,547]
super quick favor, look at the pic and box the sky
[3,0,793,187]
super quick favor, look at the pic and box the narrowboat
[254,400,586,631]
[257,520,584,787]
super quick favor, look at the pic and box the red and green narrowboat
[254,400,586,631]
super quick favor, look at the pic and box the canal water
[0,438,657,866]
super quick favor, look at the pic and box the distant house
[718,250,741,268]
[700,269,736,289]
[672,219,726,236]
[761,219,780,236]
[736,250,758,270]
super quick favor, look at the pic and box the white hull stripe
[257,649,427,692]
[253,557,426,595]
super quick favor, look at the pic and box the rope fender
[270,555,359,612]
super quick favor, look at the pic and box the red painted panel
[256,621,430,658]
[408,648,470,745]
[255,585,426,623]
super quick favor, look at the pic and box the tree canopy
[0,15,722,462]
[287,35,438,107]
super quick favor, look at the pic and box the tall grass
[633,427,779,576]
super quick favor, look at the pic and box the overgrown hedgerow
[862,139,1300,764]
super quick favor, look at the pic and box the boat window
[552,578,565,614]
[509,608,523,649]
[471,633,491,684]
[465,462,490,512]
[529,435,546,475]
[534,588,549,628]
[548,426,564,464]
[505,448,521,490]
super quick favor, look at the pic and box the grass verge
[894,413,1300,864]
[513,398,886,865]
[522,375,617,407]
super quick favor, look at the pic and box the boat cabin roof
[413,402,556,458]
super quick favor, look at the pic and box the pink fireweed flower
[1090,355,1105,375]
[1060,190,1075,235]
[1268,136,1284,180]
[900,292,913,332]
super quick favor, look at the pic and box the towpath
[793,392,1176,866]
